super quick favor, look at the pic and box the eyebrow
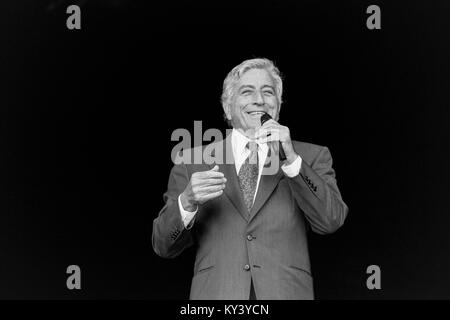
[238,85,275,91]
[261,85,275,91]
[238,85,255,91]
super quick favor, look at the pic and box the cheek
[230,106,244,121]
[267,96,278,106]
[233,99,248,112]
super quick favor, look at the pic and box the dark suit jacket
[152,133,348,299]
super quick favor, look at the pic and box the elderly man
[152,58,348,300]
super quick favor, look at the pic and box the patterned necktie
[238,141,259,215]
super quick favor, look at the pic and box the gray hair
[221,58,283,124]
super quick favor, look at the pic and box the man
[152,58,348,300]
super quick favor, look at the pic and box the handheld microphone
[260,113,287,161]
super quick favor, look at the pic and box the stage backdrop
[1,0,449,299]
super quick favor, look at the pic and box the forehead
[238,68,274,87]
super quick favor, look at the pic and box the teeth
[248,112,264,115]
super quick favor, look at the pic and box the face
[225,68,279,134]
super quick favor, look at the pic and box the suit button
[247,234,253,241]
[244,264,251,271]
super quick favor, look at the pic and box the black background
[1,0,449,299]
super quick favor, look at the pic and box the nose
[254,90,265,105]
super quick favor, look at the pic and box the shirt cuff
[178,194,198,229]
[281,155,302,178]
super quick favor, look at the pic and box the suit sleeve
[287,146,349,234]
[152,162,195,258]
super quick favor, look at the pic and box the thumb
[210,165,219,171]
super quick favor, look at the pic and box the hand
[255,119,298,165]
[180,165,227,211]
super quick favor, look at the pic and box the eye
[263,90,274,96]
[241,90,252,95]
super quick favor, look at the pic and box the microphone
[260,113,287,161]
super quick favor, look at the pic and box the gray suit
[152,133,348,299]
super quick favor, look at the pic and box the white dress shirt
[178,128,302,228]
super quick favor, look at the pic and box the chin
[244,117,262,127]
[246,121,260,129]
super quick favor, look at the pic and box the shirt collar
[231,128,268,157]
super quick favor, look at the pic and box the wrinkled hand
[180,165,226,211]
[255,119,298,165]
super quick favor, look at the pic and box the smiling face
[224,68,280,134]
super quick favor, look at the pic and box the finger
[198,184,226,193]
[255,128,279,139]
[201,170,225,178]
[257,135,279,144]
[197,164,220,174]
[199,190,224,203]
[261,121,280,129]
[259,126,281,134]
[194,169,225,179]
[261,118,278,127]
[195,178,227,186]
[261,122,280,132]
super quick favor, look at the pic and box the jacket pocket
[289,265,313,278]
[196,265,215,275]
[190,265,214,299]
